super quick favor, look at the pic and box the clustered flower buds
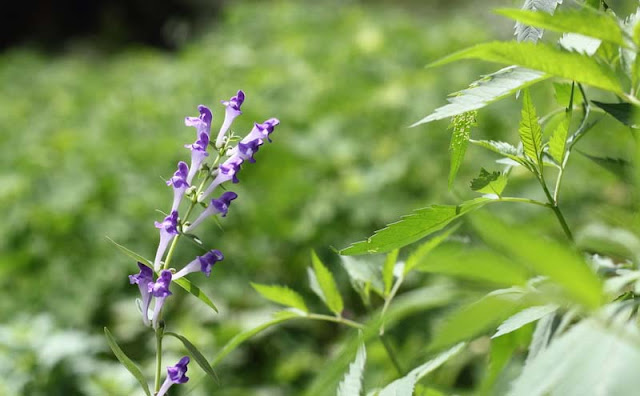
[127,90,279,394]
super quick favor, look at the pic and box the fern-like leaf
[337,344,366,396]
[514,0,563,43]
[518,89,543,166]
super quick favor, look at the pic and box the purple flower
[185,192,238,232]
[242,118,280,143]
[153,211,180,271]
[236,138,263,163]
[167,161,190,212]
[173,249,224,279]
[129,262,154,326]
[198,157,244,202]
[215,90,245,148]
[157,356,190,396]
[185,132,210,184]
[149,270,173,329]
[185,105,213,138]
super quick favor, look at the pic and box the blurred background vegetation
[1,0,638,395]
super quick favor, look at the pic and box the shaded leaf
[578,151,632,182]
[340,198,492,255]
[337,343,366,396]
[499,7,625,46]
[470,168,508,196]
[165,332,217,382]
[493,305,558,338]
[525,311,556,367]
[340,256,384,297]
[592,100,640,128]
[518,89,543,165]
[404,224,460,275]
[412,66,546,126]
[104,327,151,396]
[310,250,344,315]
[428,41,622,94]
[251,283,308,313]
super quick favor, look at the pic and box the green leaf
[416,247,530,287]
[173,277,218,313]
[448,112,476,189]
[578,151,633,182]
[430,291,528,351]
[498,7,625,46]
[411,66,546,126]
[548,111,571,165]
[340,256,384,297]
[514,0,563,43]
[378,343,465,396]
[592,100,640,128]
[480,327,533,395]
[106,237,152,266]
[510,320,640,396]
[251,283,308,313]
[210,311,301,367]
[428,41,622,94]
[404,224,460,275]
[104,327,151,396]
[340,198,492,255]
[470,213,603,309]
[470,168,508,196]
[309,250,344,315]
[492,305,558,338]
[518,89,543,165]
[337,343,366,396]
[382,249,398,296]
[558,33,601,55]
[470,139,533,170]
[553,82,581,108]
[165,332,218,382]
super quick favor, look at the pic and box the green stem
[537,174,574,241]
[154,328,163,393]
[380,334,404,376]
[497,196,550,208]
[305,313,364,329]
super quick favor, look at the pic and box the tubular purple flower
[129,262,154,326]
[185,132,210,185]
[149,270,173,329]
[215,90,245,148]
[242,118,280,144]
[184,105,213,138]
[157,356,190,396]
[153,211,180,271]
[173,249,224,279]
[185,192,238,232]
[167,161,190,212]
[198,157,243,202]
[236,138,263,163]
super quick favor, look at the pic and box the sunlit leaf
[412,66,546,126]
[309,250,344,315]
[340,198,492,255]
[492,305,558,338]
[104,327,151,396]
[448,112,476,189]
[470,139,533,170]
[518,89,543,165]
[251,283,308,313]
[428,41,622,94]
[499,7,625,46]
[558,33,601,55]
[337,343,366,396]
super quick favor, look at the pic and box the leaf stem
[379,333,404,376]
[537,174,574,241]
[305,313,364,329]
[497,196,550,208]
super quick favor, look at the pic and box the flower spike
[129,262,154,326]
[153,211,180,271]
[185,132,210,185]
[149,270,173,329]
[184,105,213,138]
[198,156,244,202]
[167,161,190,212]
[215,90,245,148]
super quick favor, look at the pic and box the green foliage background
[1,0,637,395]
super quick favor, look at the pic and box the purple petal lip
[210,191,238,217]
[155,211,180,235]
[168,356,190,384]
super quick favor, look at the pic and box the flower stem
[154,327,163,393]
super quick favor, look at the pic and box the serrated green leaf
[412,66,546,126]
[416,247,529,286]
[337,343,366,396]
[548,111,570,165]
[558,33,601,55]
[209,311,301,368]
[578,151,633,182]
[592,100,640,128]
[470,213,603,309]
[340,198,492,256]
[448,112,476,189]
[509,320,640,396]
[251,283,308,313]
[104,327,151,396]
[470,168,508,196]
[310,251,344,315]
[514,0,563,43]
[470,139,533,170]
[492,305,558,338]
[428,41,622,94]
[165,332,218,382]
[498,7,625,46]
[429,291,528,351]
[378,344,465,396]
[340,256,384,297]
[518,89,543,165]
[382,249,398,296]
[404,224,460,275]
[173,277,218,313]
